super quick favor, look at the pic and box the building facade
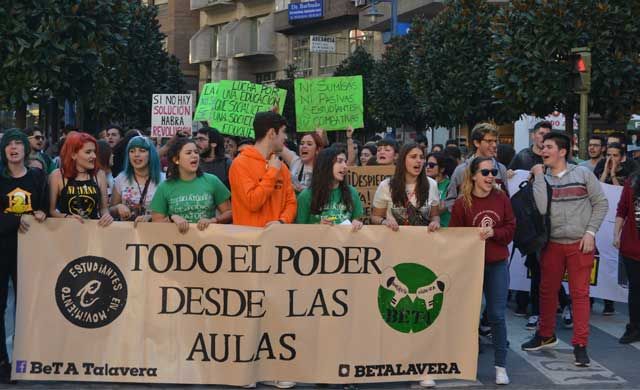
[190,0,384,89]
[144,0,201,92]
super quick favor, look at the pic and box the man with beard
[194,127,232,189]
[24,127,56,174]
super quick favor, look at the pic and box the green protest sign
[211,80,287,138]
[294,76,364,132]
[193,83,218,123]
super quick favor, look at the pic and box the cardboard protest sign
[151,94,193,138]
[211,80,287,138]
[295,76,364,132]
[347,165,395,224]
[193,83,218,123]
[14,220,484,385]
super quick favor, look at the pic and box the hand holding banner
[14,220,484,385]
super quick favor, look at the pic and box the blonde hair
[460,156,501,209]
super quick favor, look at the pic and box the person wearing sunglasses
[449,156,515,386]
[24,126,56,174]
[446,123,509,212]
[425,152,452,227]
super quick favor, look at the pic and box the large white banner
[508,170,627,302]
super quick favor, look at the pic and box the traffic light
[571,47,591,93]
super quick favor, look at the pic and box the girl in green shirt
[151,138,232,233]
[425,152,452,227]
[296,147,363,231]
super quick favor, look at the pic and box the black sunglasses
[425,162,438,168]
[30,135,44,141]
[480,168,498,177]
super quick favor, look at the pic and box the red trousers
[538,241,594,346]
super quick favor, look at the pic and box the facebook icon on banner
[15,360,27,374]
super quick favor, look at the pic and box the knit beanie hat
[0,128,31,166]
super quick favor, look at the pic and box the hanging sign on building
[310,35,336,53]
[289,0,324,21]
[151,94,193,138]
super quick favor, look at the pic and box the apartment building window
[256,72,277,85]
[349,29,374,54]
[275,0,291,12]
[292,37,312,77]
[154,0,168,16]
[211,25,221,59]
[319,34,348,75]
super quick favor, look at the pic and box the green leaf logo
[377,263,447,333]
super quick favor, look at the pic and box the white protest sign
[151,94,193,138]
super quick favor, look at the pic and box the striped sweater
[532,164,608,244]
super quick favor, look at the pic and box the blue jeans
[484,260,509,367]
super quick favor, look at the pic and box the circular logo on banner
[377,263,447,333]
[55,256,128,329]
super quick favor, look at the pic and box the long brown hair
[389,142,429,208]
[460,156,499,209]
[310,147,352,215]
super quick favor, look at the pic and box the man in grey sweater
[521,132,608,368]
[446,123,508,211]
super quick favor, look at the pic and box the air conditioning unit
[353,0,367,7]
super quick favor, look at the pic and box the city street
[4,301,640,390]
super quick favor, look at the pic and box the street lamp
[365,0,398,38]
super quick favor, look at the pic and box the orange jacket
[229,146,297,227]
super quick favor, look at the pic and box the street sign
[310,35,336,53]
[288,0,323,21]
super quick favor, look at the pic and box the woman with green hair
[110,135,164,225]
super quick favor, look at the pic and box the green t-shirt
[438,178,451,227]
[296,185,364,224]
[150,173,230,223]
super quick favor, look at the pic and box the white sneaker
[263,381,296,389]
[419,378,436,387]
[243,384,256,389]
[495,366,509,385]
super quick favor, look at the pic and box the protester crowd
[0,113,639,388]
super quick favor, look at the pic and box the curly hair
[166,138,203,180]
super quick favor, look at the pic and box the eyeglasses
[425,162,438,168]
[481,138,498,145]
[193,137,208,142]
[29,135,44,141]
[480,168,498,177]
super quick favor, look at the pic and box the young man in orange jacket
[229,111,297,227]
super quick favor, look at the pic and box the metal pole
[390,0,397,38]
[579,92,589,160]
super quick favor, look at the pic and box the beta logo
[377,263,448,333]
[55,256,128,329]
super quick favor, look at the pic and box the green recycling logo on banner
[377,263,447,333]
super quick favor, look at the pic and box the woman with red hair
[48,131,114,226]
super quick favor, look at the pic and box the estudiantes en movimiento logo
[55,256,128,329]
[378,263,448,333]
